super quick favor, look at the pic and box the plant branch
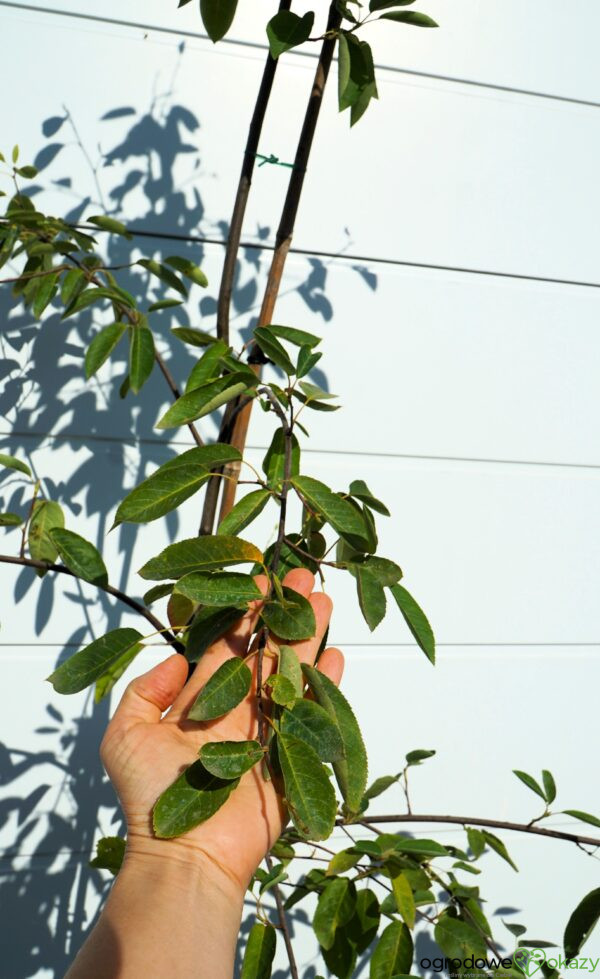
[355,812,600,848]
[0,553,183,652]
[216,1,343,523]
[265,854,300,979]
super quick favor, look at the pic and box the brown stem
[0,553,183,652]
[355,812,600,848]
[216,2,343,522]
[265,854,300,979]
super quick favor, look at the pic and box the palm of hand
[100,569,343,893]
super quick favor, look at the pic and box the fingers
[109,653,189,732]
[315,646,345,687]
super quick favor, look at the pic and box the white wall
[1,2,599,976]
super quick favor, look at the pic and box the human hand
[99,567,344,901]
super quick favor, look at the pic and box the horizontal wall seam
[3,430,600,472]
[2,642,598,649]
[1,1,599,111]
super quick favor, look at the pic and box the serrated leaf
[217,489,271,536]
[292,475,369,551]
[370,921,413,979]
[564,888,600,961]
[200,0,238,42]
[513,769,547,802]
[268,324,321,348]
[260,586,316,641]
[199,740,263,779]
[302,664,367,812]
[390,584,435,664]
[563,809,600,829]
[156,373,252,429]
[278,644,303,696]
[48,628,144,694]
[434,915,487,960]
[88,214,132,239]
[253,327,295,374]
[281,699,344,762]
[175,571,262,608]
[49,528,108,587]
[542,769,557,804]
[187,657,252,721]
[129,323,155,394]
[356,566,386,631]
[0,453,31,477]
[139,535,263,580]
[153,760,239,837]
[380,10,438,27]
[482,830,518,871]
[186,606,244,662]
[266,673,297,707]
[266,10,314,59]
[349,479,390,516]
[115,444,241,526]
[28,500,64,568]
[241,922,277,979]
[85,323,127,378]
[314,877,356,950]
[89,836,125,876]
[277,732,337,841]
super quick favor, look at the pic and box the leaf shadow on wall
[0,48,379,979]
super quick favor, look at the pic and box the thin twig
[265,855,299,979]
[355,812,600,848]
[0,553,183,652]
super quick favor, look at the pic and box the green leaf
[338,32,378,126]
[542,769,557,804]
[277,732,337,841]
[513,769,547,802]
[563,809,600,829]
[12,145,19,163]
[187,657,252,721]
[281,699,344,762]
[186,606,244,662]
[405,748,435,765]
[171,326,217,348]
[362,773,401,804]
[466,827,486,858]
[260,586,316,641]
[0,512,23,526]
[185,340,229,393]
[278,644,303,696]
[200,0,239,42]
[129,323,155,394]
[138,258,187,297]
[114,445,241,526]
[16,164,38,179]
[389,584,435,664]
[314,877,356,950]
[61,268,86,306]
[391,872,416,928]
[253,327,295,375]
[380,10,438,27]
[564,888,600,961]
[296,345,322,378]
[356,566,387,631]
[139,535,263,580]
[94,640,140,702]
[156,374,252,429]
[217,489,271,536]
[434,915,487,960]
[148,298,184,312]
[393,838,449,858]
[292,475,369,551]
[48,628,143,694]
[153,760,239,837]
[89,836,126,876]
[268,324,321,348]
[326,849,362,876]
[370,921,413,979]
[0,453,31,477]
[302,664,368,812]
[349,479,390,516]
[482,830,518,871]
[266,673,297,707]
[85,323,127,378]
[175,571,262,607]
[266,10,314,59]
[262,429,300,489]
[88,214,132,239]
[199,740,263,779]
[168,590,196,628]
[164,255,208,287]
[241,922,277,979]
[143,583,173,605]
[32,271,59,318]
[28,500,64,567]
[48,528,108,587]
[370,0,417,9]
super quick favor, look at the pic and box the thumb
[109,653,189,732]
